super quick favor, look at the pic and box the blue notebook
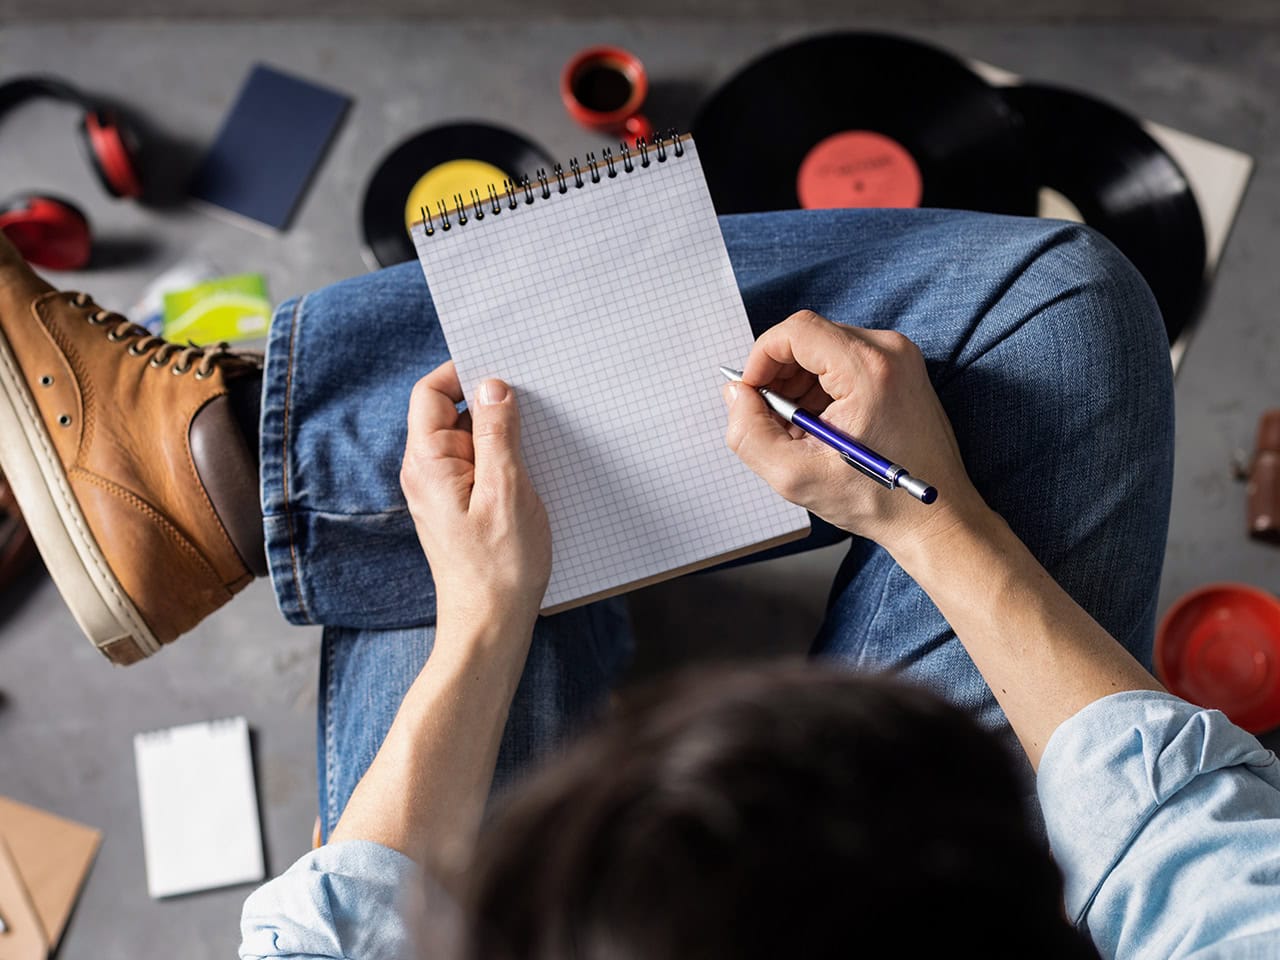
[190,64,350,231]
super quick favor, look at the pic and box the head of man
[463,663,1096,959]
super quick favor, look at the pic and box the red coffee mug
[561,46,654,142]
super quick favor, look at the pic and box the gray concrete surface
[7,1,1280,25]
[0,17,1277,960]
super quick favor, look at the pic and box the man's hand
[328,363,549,877]
[401,361,551,636]
[724,311,1163,766]
[724,310,987,557]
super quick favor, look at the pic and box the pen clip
[840,452,895,489]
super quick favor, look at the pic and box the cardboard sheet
[0,797,100,953]
[0,838,45,960]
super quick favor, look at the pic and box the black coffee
[573,64,633,113]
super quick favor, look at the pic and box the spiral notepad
[133,717,263,898]
[412,133,810,612]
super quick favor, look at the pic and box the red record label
[796,131,923,210]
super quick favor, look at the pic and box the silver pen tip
[719,365,744,382]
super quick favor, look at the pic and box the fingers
[469,378,526,498]
[771,365,820,399]
[403,369,474,512]
[407,362,466,434]
[403,369,532,518]
[743,310,871,400]
[722,381,823,503]
[422,360,464,403]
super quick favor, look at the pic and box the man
[1,209,1275,956]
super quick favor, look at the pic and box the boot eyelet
[128,343,149,358]
[39,375,54,387]
[172,363,192,376]
[106,330,126,343]
[149,356,167,369]
[58,414,72,427]
[194,369,211,380]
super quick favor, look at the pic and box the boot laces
[70,292,234,379]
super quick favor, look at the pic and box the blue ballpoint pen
[720,366,937,504]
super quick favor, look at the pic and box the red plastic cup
[561,46,654,142]
[1155,583,1280,733]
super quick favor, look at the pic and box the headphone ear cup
[79,109,144,200]
[0,194,92,270]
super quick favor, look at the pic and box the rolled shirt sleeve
[239,840,430,960]
[1038,690,1280,958]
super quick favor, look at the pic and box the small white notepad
[133,717,264,899]
[413,136,810,611]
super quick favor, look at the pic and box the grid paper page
[412,138,809,611]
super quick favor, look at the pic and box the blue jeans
[259,209,1174,839]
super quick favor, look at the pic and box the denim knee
[1017,222,1170,395]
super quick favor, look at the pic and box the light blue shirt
[240,691,1280,959]
[1038,691,1280,958]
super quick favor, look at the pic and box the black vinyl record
[1002,84,1207,344]
[361,122,553,268]
[692,33,1038,217]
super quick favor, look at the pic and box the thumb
[470,378,524,491]
[722,382,806,493]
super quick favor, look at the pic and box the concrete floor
[7,1,1280,23]
[1,17,1278,960]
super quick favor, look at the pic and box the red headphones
[0,76,146,270]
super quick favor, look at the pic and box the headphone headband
[0,72,145,202]
[0,75,95,117]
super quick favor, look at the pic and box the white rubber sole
[0,327,159,660]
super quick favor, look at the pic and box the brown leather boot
[0,233,266,664]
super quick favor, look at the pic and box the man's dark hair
[465,662,1097,959]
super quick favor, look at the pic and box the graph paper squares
[412,137,810,611]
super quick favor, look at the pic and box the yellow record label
[405,159,510,230]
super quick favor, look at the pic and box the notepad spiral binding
[417,129,689,237]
